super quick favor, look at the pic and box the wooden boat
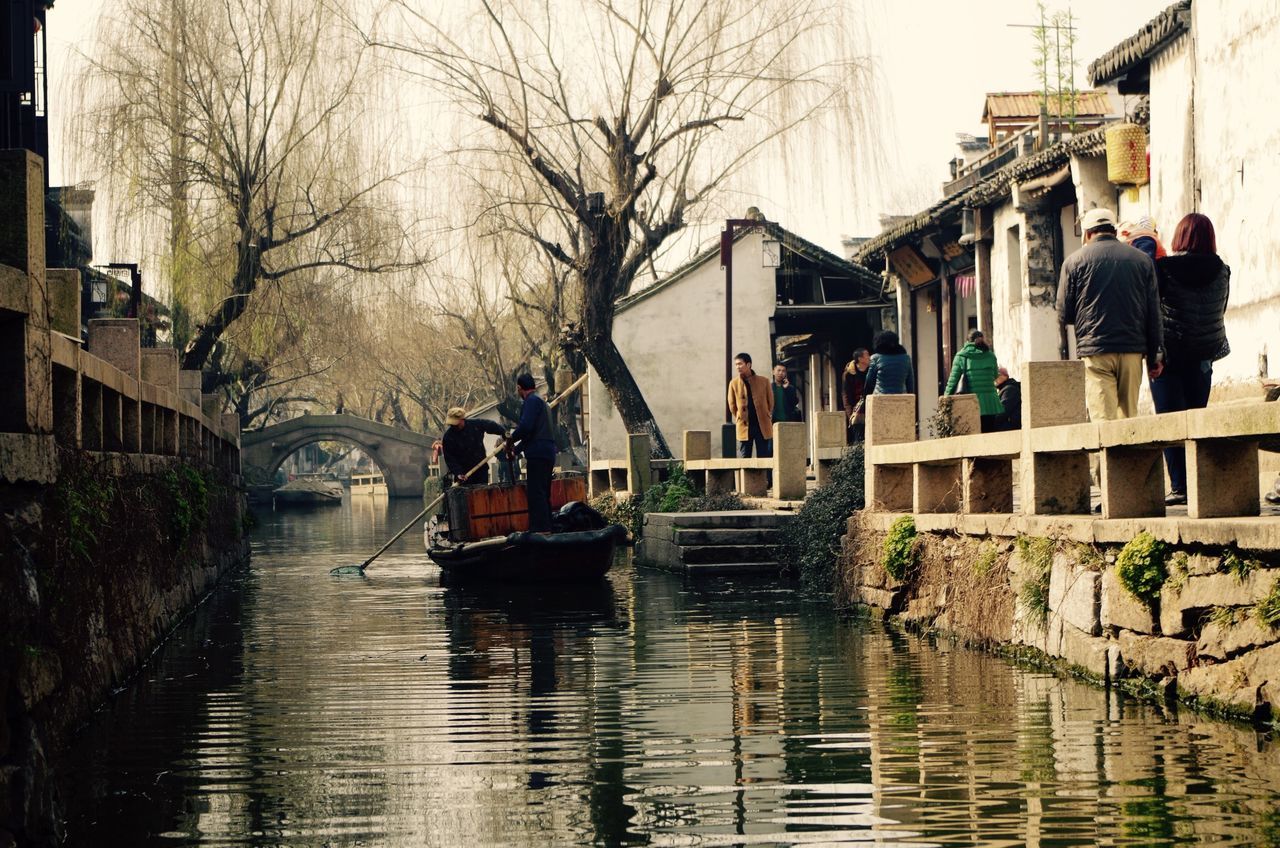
[273,475,344,506]
[349,472,388,496]
[425,476,625,584]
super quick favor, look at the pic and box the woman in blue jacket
[865,330,914,395]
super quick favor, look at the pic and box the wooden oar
[331,372,589,575]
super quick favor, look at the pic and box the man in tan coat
[727,352,774,458]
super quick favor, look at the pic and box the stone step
[645,510,794,530]
[671,527,781,546]
[680,544,778,564]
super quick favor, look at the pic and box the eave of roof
[852,124,1112,267]
[1087,0,1191,86]
[981,90,1113,121]
[614,221,883,314]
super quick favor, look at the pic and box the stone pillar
[141,348,179,392]
[1023,360,1087,428]
[626,433,651,495]
[1187,439,1260,519]
[772,421,806,500]
[815,410,845,449]
[201,392,222,421]
[47,268,82,337]
[936,394,980,437]
[974,224,994,337]
[0,149,52,436]
[179,370,202,406]
[683,430,711,462]
[865,394,916,511]
[1022,360,1092,515]
[87,319,142,380]
[52,364,81,447]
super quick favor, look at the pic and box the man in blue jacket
[506,373,557,532]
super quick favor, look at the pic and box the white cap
[1080,207,1117,231]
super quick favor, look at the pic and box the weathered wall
[1,454,249,845]
[1143,5,1280,389]
[588,231,774,461]
[841,515,1280,726]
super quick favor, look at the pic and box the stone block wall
[841,517,1280,725]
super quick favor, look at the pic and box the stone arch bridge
[241,414,434,499]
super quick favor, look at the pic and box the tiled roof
[616,221,883,313]
[1087,0,1191,85]
[982,90,1114,122]
[852,125,1111,267]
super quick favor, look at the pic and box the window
[1006,225,1023,307]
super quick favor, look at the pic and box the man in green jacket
[943,329,1004,433]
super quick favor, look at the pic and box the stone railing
[591,421,815,501]
[0,149,239,486]
[867,360,1280,523]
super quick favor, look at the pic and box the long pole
[334,373,590,575]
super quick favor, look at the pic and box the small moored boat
[424,476,625,584]
[274,475,344,507]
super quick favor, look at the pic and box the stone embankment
[841,514,1280,725]
[0,149,249,846]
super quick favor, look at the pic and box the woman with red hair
[1152,212,1231,505]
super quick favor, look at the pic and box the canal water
[61,499,1280,846]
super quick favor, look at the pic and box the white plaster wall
[989,200,1027,378]
[1145,36,1194,234]
[1187,0,1280,385]
[587,232,775,461]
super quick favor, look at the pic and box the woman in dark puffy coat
[864,330,914,396]
[1152,212,1230,505]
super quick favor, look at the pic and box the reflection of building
[589,216,890,461]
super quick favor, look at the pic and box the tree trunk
[181,234,259,372]
[582,335,672,459]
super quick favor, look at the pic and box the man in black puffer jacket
[1057,207,1164,421]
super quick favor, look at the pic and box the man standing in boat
[506,374,557,533]
[438,406,507,486]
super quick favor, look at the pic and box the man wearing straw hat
[438,406,507,486]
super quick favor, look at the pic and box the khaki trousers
[1082,352,1145,421]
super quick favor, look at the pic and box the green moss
[57,471,116,562]
[1074,541,1103,569]
[972,541,999,577]
[882,515,918,581]
[1116,532,1168,607]
[1256,578,1280,630]
[1221,548,1260,581]
[162,464,211,544]
[589,493,644,539]
[1015,536,1053,624]
[1166,551,1191,592]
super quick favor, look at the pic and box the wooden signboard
[446,476,588,541]
[889,245,935,287]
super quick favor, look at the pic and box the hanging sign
[889,245,935,287]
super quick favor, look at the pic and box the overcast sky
[45,0,1175,254]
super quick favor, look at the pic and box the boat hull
[428,525,626,584]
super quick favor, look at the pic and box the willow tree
[70,0,420,378]
[376,0,867,457]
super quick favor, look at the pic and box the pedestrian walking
[1151,212,1231,505]
[943,329,1004,432]
[1056,207,1164,421]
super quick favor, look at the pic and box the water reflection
[59,499,1280,846]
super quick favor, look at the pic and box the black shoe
[1165,490,1187,506]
